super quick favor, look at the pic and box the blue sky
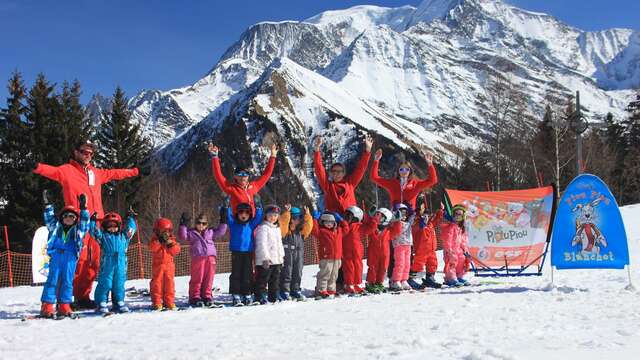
[1,0,638,104]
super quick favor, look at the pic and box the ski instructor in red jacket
[33,140,142,308]
[209,142,278,215]
[313,135,373,214]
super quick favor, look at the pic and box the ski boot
[165,303,178,311]
[343,285,356,296]
[152,304,163,311]
[365,283,378,294]
[400,281,413,291]
[115,301,130,313]
[242,294,255,306]
[278,291,291,301]
[422,274,442,289]
[353,285,365,295]
[73,298,95,310]
[407,277,423,290]
[327,290,337,298]
[291,290,306,301]
[97,302,110,314]
[457,278,470,286]
[57,303,74,317]
[189,299,205,308]
[40,302,55,318]
[232,294,244,307]
[258,293,269,305]
[444,279,463,287]
[389,281,402,292]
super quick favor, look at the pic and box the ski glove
[78,194,87,210]
[333,212,343,223]
[219,207,227,224]
[312,210,322,220]
[127,206,138,218]
[368,205,378,217]
[42,189,50,205]
[179,212,190,227]
[138,165,151,176]
[91,212,98,222]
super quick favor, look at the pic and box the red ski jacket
[312,219,349,260]
[149,235,181,267]
[313,150,371,214]
[366,221,402,266]
[342,217,377,260]
[33,160,138,218]
[211,155,275,215]
[370,159,438,209]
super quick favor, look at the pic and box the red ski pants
[366,253,389,284]
[151,262,176,306]
[73,234,100,301]
[342,257,363,286]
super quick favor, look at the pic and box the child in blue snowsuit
[226,201,263,306]
[40,191,90,318]
[90,208,137,313]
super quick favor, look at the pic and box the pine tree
[94,87,151,214]
[0,72,31,250]
[621,93,640,203]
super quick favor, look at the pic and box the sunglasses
[399,167,411,172]
[196,221,208,225]
[62,213,77,219]
[235,172,250,177]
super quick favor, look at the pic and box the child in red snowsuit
[410,206,444,289]
[312,212,348,298]
[149,218,181,310]
[341,206,377,295]
[365,208,402,293]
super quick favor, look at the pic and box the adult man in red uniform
[33,140,142,308]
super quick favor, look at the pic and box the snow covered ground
[1,205,639,360]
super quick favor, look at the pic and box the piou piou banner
[550,174,630,270]
[445,186,556,269]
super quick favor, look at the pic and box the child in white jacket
[254,205,285,304]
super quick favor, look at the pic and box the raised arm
[33,163,64,183]
[370,156,396,190]
[313,151,329,192]
[279,209,291,238]
[301,207,313,238]
[97,167,139,183]
[250,207,264,228]
[89,215,103,244]
[178,224,189,243]
[43,205,58,233]
[211,155,232,195]
[415,163,438,190]
[347,134,373,186]
[251,144,277,191]
[124,216,137,243]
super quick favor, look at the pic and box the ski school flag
[445,186,556,267]
[551,174,629,270]
[31,226,50,284]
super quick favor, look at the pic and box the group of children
[38,140,471,317]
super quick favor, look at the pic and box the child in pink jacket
[440,204,470,287]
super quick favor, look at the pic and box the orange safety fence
[1,232,445,288]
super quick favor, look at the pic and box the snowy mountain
[86,0,639,198]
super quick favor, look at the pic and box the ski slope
[1,204,639,360]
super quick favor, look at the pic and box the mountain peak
[407,0,465,27]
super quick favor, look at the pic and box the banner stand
[451,184,558,278]
[626,266,635,291]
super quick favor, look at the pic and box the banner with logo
[550,174,629,269]
[445,186,555,268]
[31,226,50,284]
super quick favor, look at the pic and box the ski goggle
[234,171,250,177]
[399,167,411,173]
[266,206,281,214]
[62,213,77,219]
